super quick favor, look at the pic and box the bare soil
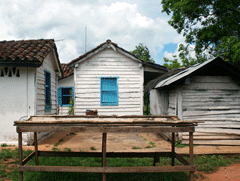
[1,132,240,181]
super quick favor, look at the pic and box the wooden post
[153,153,160,166]
[34,132,39,165]
[189,132,194,181]
[18,132,23,181]
[102,133,107,181]
[171,131,175,166]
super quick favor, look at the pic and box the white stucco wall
[0,67,35,145]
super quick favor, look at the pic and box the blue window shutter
[101,77,118,106]
[57,88,62,106]
[45,71,51,111]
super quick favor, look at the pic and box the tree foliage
[130,43,155,63]
[161,0,240,68]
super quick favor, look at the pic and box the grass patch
[132,146,142,149]
[146,142,156,149]
[69,132,76,135]
[1,148,240,181]
[52,148,60,152]
[175,140,189,148]
[54,139,64,147]
[63,148,71,152]
[90,146,97,151]
[1,143,8,147]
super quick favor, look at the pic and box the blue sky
[0,0,185,64]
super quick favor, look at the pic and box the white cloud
[0,0,185,64]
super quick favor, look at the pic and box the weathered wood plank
[195,128,240,135]
[182,140,240,145]
[18,165,195,173]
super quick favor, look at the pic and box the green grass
[1,143,8,147]
[146,142,156,148]
[90,146,97,150]
[132,146,142,149]
[1,148,240,181]
[63,148,71,152]
[54,139,64,147]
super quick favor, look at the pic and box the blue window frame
[57,87,74,106]
[45,71,51,111]
[100,77,118,106]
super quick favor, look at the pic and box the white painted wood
[74,48,143,116]
[36,53,58,115]
[58,75,74,88]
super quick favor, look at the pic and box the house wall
[150,76,240,145]
[58,75,74,115]
[74,48,143,116]
[34,52,59,144]
[0,67,35,145]
[36,53,58,115]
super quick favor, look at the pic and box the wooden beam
[18,132,23,181]
[102,133,107,181]
[34,132,39,165]
[22,152,35,166]
[17,126,195,133]
[189,132,194,181]
[18,165,195,173]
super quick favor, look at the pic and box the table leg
[171,132,175,166]
[189,132,194,181]
[102,133,107,181]
[18,132,23,181]
[34,132,39,165]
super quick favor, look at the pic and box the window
[100,77,118,106]
[57,87,74,106]
[45,71,51,111]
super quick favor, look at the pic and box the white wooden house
[67,40,168,116]
[0,39,62,145]
[58,64,74,115]
[145,57,240,145]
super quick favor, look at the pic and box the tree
[163,44,207,69]
[161,0,240,67]
[130,43,155,63]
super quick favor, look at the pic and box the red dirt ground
[1,132,240,181]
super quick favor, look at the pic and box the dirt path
[1,132,240,181]
[196,163,240,181]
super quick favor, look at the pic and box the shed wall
[74,48,143,116]
[170,76,240,145]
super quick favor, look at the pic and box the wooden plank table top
[14,115,202,125]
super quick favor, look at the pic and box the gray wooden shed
[145,57,240,145]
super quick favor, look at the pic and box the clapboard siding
[179,76,240,145]
[36,53,58,115]
[74,48,143,116]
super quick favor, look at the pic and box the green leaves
[130,43,155,63]
[161,0,240,67]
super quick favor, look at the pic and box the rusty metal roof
[0,39,60,67]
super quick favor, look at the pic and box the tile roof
[60,63,73,79]
[68,39,168,71]
[0,39,58,67]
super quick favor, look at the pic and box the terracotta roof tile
[60,63,73,79]
[0,39,57,67]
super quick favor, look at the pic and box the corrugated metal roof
[154,58,216,88]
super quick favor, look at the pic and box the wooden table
[14,115,199,181]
